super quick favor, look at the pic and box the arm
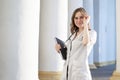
[82,16,90,46]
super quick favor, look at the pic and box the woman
[55,7,97,80]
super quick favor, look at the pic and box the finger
[58,50,60,53]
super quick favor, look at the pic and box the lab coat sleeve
[89,30,97,45]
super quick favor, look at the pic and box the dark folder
[55,37,67,60]
[55,37,65,48]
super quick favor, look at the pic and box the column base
[39,71,62,80]
[95,61,115,67]
[89,64,97,69]
[110,71,120,80]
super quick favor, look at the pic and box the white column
[116,0,120,73]
[110,0,120,79]
[39,0,60,72]
[39,0,68,79]
[83,0,96,69]
[0,0,40,80]
[57,0,68,41]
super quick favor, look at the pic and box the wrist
[84,25,88,29]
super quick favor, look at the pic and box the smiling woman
[55,7,97,80]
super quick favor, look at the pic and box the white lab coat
[61,30,97,80]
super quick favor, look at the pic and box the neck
[78,27,84,33]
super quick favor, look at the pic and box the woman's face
[74,11,84,28]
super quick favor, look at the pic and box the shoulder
[89,29,97,44]
[89,29,97,39]
[89,29,97,35]
[89,29,96,33]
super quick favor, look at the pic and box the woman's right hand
[55,44,61,53]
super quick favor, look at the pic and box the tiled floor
[91,64,116,80]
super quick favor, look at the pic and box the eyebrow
[74,16,84,18]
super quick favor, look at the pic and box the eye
[74,16,84,20]
[74,17,78,19]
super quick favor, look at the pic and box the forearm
[82,24,90,45]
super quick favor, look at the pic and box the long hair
[70,7,91,34]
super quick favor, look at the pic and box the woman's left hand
[83,15,90,28]
[84,15,90,25]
